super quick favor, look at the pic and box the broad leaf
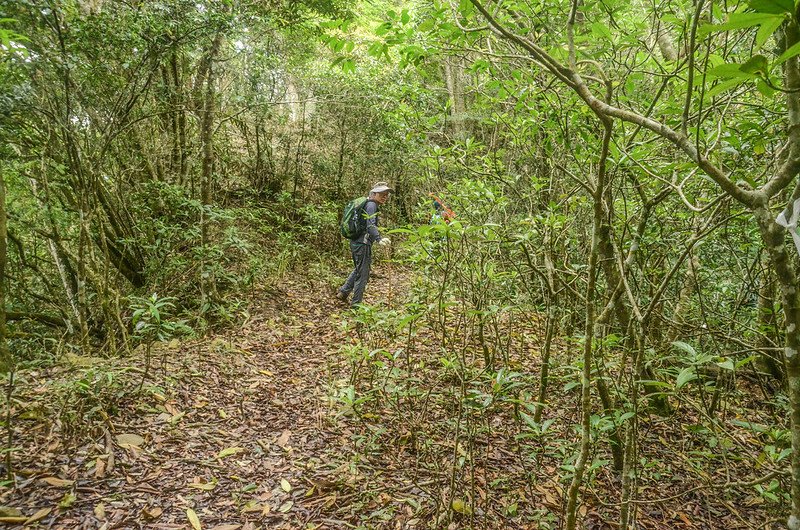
[707,77,748,97]
[707,63,754,79]
[755,16,784,47]
[716,359,735,371]
[676,367,698,389]
[187,508,202,530]
[41,477,74,488]
[749,0,793,14]
[24,508,51,525]
[671,341,697,356]
[216,447,245,458]
[740,54,770,76]
[116,433,145,447]
[775,40,800,66]
[699,13,783,35]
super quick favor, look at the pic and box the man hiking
[337,182,393,308]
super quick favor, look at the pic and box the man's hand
[378,237,391,247]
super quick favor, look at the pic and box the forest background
[2,0,800,528]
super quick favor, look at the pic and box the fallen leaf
[451,498,472,515]
[0,507,21,517]
[0,517,27,524]
[278,501,293,513]
[218,409,228,419]
[210,526,241,530]
[41,477,74,488]
[187,508,202,530]
[143,506,163,519]
[116,433,145,447]
[280,478,292,493]
[276,430,291,448]
[188,480,217,491]
[24,508,51,525]
[241,501,262,513]
[95,458,106,478]
[94,503,106,519]
[58,493,76,509]
[217,447,245,459]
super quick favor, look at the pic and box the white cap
[370,181,394,194]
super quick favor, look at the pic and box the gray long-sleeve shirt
[362,200,382,244]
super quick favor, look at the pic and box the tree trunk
[756,255,785,382]
[754,204,800,528]
[565,106,612,530]
[443,57,469,140]
[0,168,8,374]
[199,32,223,307]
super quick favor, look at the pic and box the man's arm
[364,201,381,242]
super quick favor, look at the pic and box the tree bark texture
[199,32,223,307]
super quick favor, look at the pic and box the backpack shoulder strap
[359,198,377,212]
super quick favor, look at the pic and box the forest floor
[0,263,789,529]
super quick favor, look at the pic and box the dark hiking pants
[339,241,372,307]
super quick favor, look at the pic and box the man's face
[374,191,389,205]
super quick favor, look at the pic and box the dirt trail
[1,269,416,529]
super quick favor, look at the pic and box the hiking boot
[336,289,349,302]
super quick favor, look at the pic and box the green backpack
[340,197,375,240]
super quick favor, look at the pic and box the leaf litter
[0,269,787,528]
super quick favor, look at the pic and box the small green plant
[130,294,192,390]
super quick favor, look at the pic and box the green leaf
[735,355,757,368]
[699,13,783,35]
[451,498,472,514]
[676,367,698,389]
[756,78,777,97]
[519,411,538,430]
[186,508,201,530]
[418,17,435,32]
[671,341,697,356]
[591,22,613,40]
[740,54,770,76]
[707,63,753,79]
[707,77,748,97]
[749,0,793,14]
[775,40,800,65]
[217,446,245,458]
[755,15,784,47]
[458,0,474,16]
[715,359,735,370]
[618,412,635,422]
